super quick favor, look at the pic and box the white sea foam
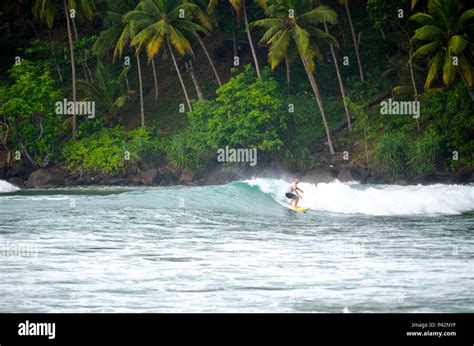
[0,180,20,193]
[244,178,474,216]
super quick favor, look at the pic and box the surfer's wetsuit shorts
[285,193,297,199]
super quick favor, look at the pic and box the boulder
[26,169,65,188]
[206,165,248,185]
[366,175,387,185]
[75,176,93,185]
[128,175,143,186]
[351,168,370,182]
[0,162,5,179]
[179,169,195,184]
[108,178,128,186]
[5,160,34,179]
[8,177,25,188]
[141,168,159,186]
[159,178,169,186]
[337,168,355,182]
[304,168,338,184]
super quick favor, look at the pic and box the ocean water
[0,178,473,312]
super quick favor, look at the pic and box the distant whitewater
[0,180,19,193]
[244,178,474,216]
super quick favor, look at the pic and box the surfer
[285,177,304,208]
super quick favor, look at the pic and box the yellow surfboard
[293,207,310,212]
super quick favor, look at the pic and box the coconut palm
[32,0,95,141]
[123,0,212,112]
[93,9,147,127]
[252,0,338,154]
[208,0,263,79]
[324,22,352,131]
[77,61,132,120]
[189,0,223,87]
[410,0,474,100]
[336,0,364,82]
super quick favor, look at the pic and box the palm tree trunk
[151,57,159,100]
[242,0,261,79]
[301,56,335,155]
[285,56,291,94]
[48,30,63,82]
[196,34,222,87]
[122,64,130,93]
[71,17,90,83]
[344,1,364,82]
[408,39,420,133]
[64,0,77,141]
[136,53,145,127]
[187,62,204,101]
[325,23,352,131]
[166,37,193,112]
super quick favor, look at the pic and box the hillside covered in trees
[0,0,473,188]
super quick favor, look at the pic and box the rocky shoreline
[1,158,472,189]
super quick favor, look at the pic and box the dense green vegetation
[0,0,472,180]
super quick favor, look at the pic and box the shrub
[188,65,287,152]
[374,132,410,179]
[167,129,213,172]
[63,127,164,175]
[0,60,63,166]
[408,129,443,176]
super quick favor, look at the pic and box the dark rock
[304,168,338,184]
[434,171,471,184]
[337,168,355,182]
[5,160,34,179]
[128,175,143,186]
[141,168,159,186]
[179,169,195,184]
[26,169,65,188]
[8,177,25,188]
[75,176,93,185]
[366,175,388,185]
[159,178,169,186]
[109,178,128,186]
[410,172,438,185]
[393,179,409,186]
[90,176,102,185]
[206,165,248,185]
[0,163,5,179]
[351,168,370,182]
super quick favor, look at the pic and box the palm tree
[77,61,132,120]
[252,0,338,155]
[32,0,94,141]
[324,22,352,131]
[123,0,212,112]
[336,0,364,82]
[190,0,223,87]
[94,9,147,127]
[410,0,474,100]
[208,0,262,79]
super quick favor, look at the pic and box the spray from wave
[0,180,20,193]
[243,178,474,216]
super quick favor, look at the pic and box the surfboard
[292,207,310,212]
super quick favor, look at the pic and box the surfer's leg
[294,196,299,208]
